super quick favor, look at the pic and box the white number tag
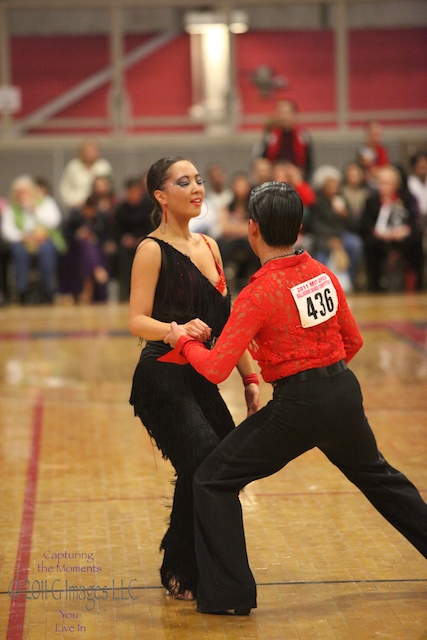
[290,274,338,328]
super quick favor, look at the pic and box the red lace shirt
[174,251,363,384]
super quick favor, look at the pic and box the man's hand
[244,383,259,417]
[164,319,211,348]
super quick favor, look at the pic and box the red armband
[242,373,259,387]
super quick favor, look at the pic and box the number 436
[306,288,335,320]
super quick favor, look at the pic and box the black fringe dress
[130,238,236,596]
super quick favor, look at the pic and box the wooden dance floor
[0,293,426,640]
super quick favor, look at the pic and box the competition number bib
[290,273,338,328]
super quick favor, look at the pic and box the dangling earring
[197,200,208,220]
[163,203,168,224]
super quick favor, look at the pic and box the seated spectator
[1,175,64,304]
[272,160,315,206]
[217,172,260,293]
[255,99,313,179]
[189,199,220,238]
[357,121,389,188]
[204,163,233,213]
[361,165,424,292]
[341,162,371,224]
[250,157,273,188]
[35,177,54,198]
[60,195,111,303]
[407,151,427,230]
[308,165,363,292]
[272,160,316,252]
[91,174,118,286]
[190,163,233,239]
[271,159,288,184]
[0,196,11,306]
[91,175,117,216]
[114,176,154,301]
[59,139,113,211]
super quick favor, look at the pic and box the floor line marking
[6,396,43,640]
[35,488,426,505]
[1,577,426,599]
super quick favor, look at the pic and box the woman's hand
[164,319,211,348]
[244,383,259,417]
[182,318,212,342]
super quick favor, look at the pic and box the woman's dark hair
[124,177,143,190]
[146,156,184,227]
[410,151,427,170]
[248,181,303,247]
[84,194,98,209]
[226,172,251,217]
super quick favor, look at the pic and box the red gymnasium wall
[10,28,427,132]
[348,29,426,112]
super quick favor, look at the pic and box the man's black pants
[193,366,427,612]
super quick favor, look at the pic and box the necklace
[263,250,297,266]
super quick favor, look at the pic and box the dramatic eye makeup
[170,174,206,188]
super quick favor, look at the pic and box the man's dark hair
[248,181,303,247]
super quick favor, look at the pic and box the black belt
[271,360,347,387]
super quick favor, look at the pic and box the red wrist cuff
[177,335,196,353]
[157,349,188,364]
[157,336,195,364]
[242,373,259,387]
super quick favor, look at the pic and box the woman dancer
[128,157,259,601]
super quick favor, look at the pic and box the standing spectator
[308,166,363,292]
[357,121,389,188]
[256,99,313,179]
[361,165,424,292]
[114,177,154,301]
[407,151,427,228]
[1,175,64,304]
[59,139,113,211]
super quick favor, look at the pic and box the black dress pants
[193,365,427,612]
